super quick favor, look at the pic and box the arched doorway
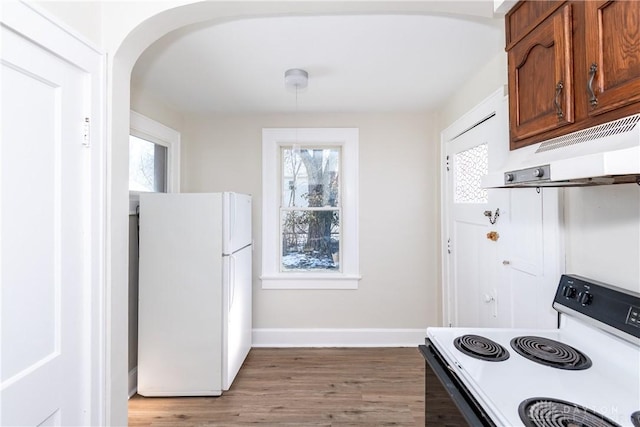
[109,2,497,424]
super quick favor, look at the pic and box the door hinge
[445,155,450,171]
[447,238,451,254]
[82,117,91,148]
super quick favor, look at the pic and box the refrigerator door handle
[229,254,236,310]
[229,193,236,245]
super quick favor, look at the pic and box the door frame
[1,2,107,424]
[440,87,509,327]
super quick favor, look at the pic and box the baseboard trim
[128,367,138,399]
[252,328,426,348]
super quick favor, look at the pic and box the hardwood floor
[129,347,425,426]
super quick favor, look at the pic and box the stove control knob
[533,168,545,178]
[578,291,593,306]
[562,286,577,299]
[505,173,515,182]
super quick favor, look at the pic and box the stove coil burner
[453,334,509,361]
[510,336,592,370]
[631,411,640,427]
[519,398,622,427]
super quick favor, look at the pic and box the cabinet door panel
[509,5,574,147]
[585,0,640,116]
[506,0,564,46]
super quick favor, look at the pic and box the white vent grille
[535,114,640,154]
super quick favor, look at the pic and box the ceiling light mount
[284,68,308,90]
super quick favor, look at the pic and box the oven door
[419,342,496,426]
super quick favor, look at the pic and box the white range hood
[482,114,640,188]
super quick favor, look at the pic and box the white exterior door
[442,89,510,328]
[442,89,563,329]
[1,4,104,425]
[444,117,509,327]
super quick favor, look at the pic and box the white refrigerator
[137,192,252,396]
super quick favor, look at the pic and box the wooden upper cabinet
[508,5,574,146]
[505,0,640,150]
[584,1,640,116]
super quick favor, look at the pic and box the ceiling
[131,9,504,115]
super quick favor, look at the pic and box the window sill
[260,274,361,290]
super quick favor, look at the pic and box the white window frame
[262,128,360,289]
[129,110,181,213]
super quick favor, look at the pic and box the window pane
[281,210,340,271]
[282,147,340,208]
[454,143,488,203]
[129,135,167,192]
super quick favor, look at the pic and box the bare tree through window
[129,135,167,192]
[281,147,340,271]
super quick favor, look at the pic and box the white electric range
[420,274,640,427]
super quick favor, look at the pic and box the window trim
[129,110,181,213]
[262,128,360,290]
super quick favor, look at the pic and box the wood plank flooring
[129,347,425,426]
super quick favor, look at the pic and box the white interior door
[1,10,98,426]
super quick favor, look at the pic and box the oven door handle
[419,344,496,427]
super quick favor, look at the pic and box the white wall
[130,87,185,134]
[439,50,507,131]
[181,112,441,330]
[564,185,640,293]
[33,1,103,47]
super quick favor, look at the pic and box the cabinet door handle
[587,63,598,107]
[554,81,564,118]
